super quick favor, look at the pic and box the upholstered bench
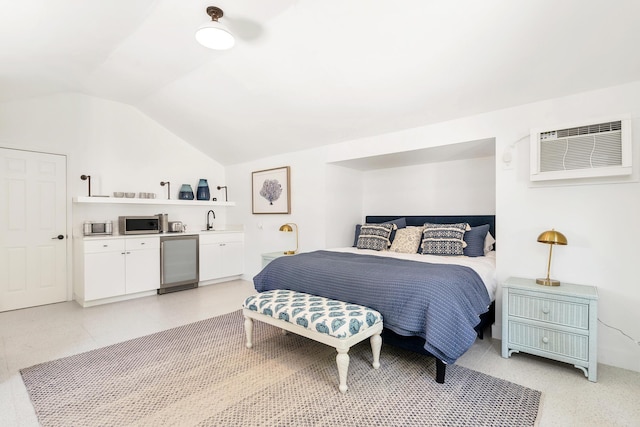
[242,289,383,393]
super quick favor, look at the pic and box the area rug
[21,310,540,426]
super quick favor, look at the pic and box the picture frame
[252,166,291,214]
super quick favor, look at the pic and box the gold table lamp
[536,229,567,286]
[279,223,299,255]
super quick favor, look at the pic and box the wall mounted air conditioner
[530,117,632,181]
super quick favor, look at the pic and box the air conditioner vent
[531,118,632,181]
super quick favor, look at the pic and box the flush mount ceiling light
[195,6,235,50]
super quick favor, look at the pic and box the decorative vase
[196,178,210,201]
[178,184,194,200]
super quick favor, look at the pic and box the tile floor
[1,280,639,426]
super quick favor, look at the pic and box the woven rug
[21,310,540,426]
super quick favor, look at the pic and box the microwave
[83,221,113,236]
[119,216,160,235]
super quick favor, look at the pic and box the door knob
[52,234,65,240]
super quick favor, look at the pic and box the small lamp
[536,229,568,286]
[279,223,299,255]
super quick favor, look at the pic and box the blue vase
[179,184,194,200]
[196,179,210,200]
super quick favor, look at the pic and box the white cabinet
[501,277,598,381]
[199,232,244,282]
[76,237,159,305]
[124,238,160,294]
[83,239,126,301]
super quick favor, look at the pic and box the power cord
[598,318,640,346]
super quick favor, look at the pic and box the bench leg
[336,348,350,393]
[244,316,254,349]
[370,332,382,369]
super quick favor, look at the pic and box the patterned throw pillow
[356,223,395,251]
[421,223,470,256]
[389,226,424,254]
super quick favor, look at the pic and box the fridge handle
[159,240,165,284]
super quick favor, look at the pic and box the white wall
[362,156,496,215]
[226,150,364,280]
[0,93,229,235]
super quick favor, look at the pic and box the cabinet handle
[140,242,145,245]
[542,337,549,344]
[541,307,550,314]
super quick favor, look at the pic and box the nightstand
[501,276,598,382]
[261,251,289,268]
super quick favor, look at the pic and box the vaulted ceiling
[2,0,640,165]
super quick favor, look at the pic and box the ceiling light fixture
[195,6,235,50]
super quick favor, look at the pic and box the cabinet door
[84,251,126,300]
[199,243,222,282]
[221,241,244,277]
[125,249,160,294]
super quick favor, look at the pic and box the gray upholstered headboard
[365,215,496,243]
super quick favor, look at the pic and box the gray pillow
[463,224,490,257]
[384,218,406,243]
[352,224,362,247]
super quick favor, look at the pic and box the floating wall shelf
[73,196,235,207]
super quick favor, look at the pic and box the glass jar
[179,184,194,200]
[196,179,210,201]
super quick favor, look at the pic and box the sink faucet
[206,210,216,230]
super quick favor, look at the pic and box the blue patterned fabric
[253,250,490,364]
[356,223,395,251]
[243,290,383,338]
[421,222,469,256]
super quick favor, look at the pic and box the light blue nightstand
[261,251,291,268]
[501,276,598,382]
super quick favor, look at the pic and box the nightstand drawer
[508,292,589,329]
[508,321,589,361]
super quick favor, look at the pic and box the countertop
[77,228,244,239]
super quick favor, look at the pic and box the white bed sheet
[326,247,497,301]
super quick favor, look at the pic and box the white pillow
[389,226,424,254]
[484,232,496,255]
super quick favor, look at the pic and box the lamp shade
[537,230,568,245]
[195,22,235,50]
[279,224,293,232]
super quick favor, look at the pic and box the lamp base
[283,250,296,255]
[536,278,560,286]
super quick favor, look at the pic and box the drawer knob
[542,337,549,344]
[541,307,550,314]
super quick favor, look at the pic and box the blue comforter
[253,250,491,364]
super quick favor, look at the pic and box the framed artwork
[252,166,291,214]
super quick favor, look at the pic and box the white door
[0,148,68,311]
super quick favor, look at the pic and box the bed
[253,215,496,384]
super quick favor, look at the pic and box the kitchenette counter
[73,227,245,307]
[77,228,244,239]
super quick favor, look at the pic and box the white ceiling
[2,0,640,165]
